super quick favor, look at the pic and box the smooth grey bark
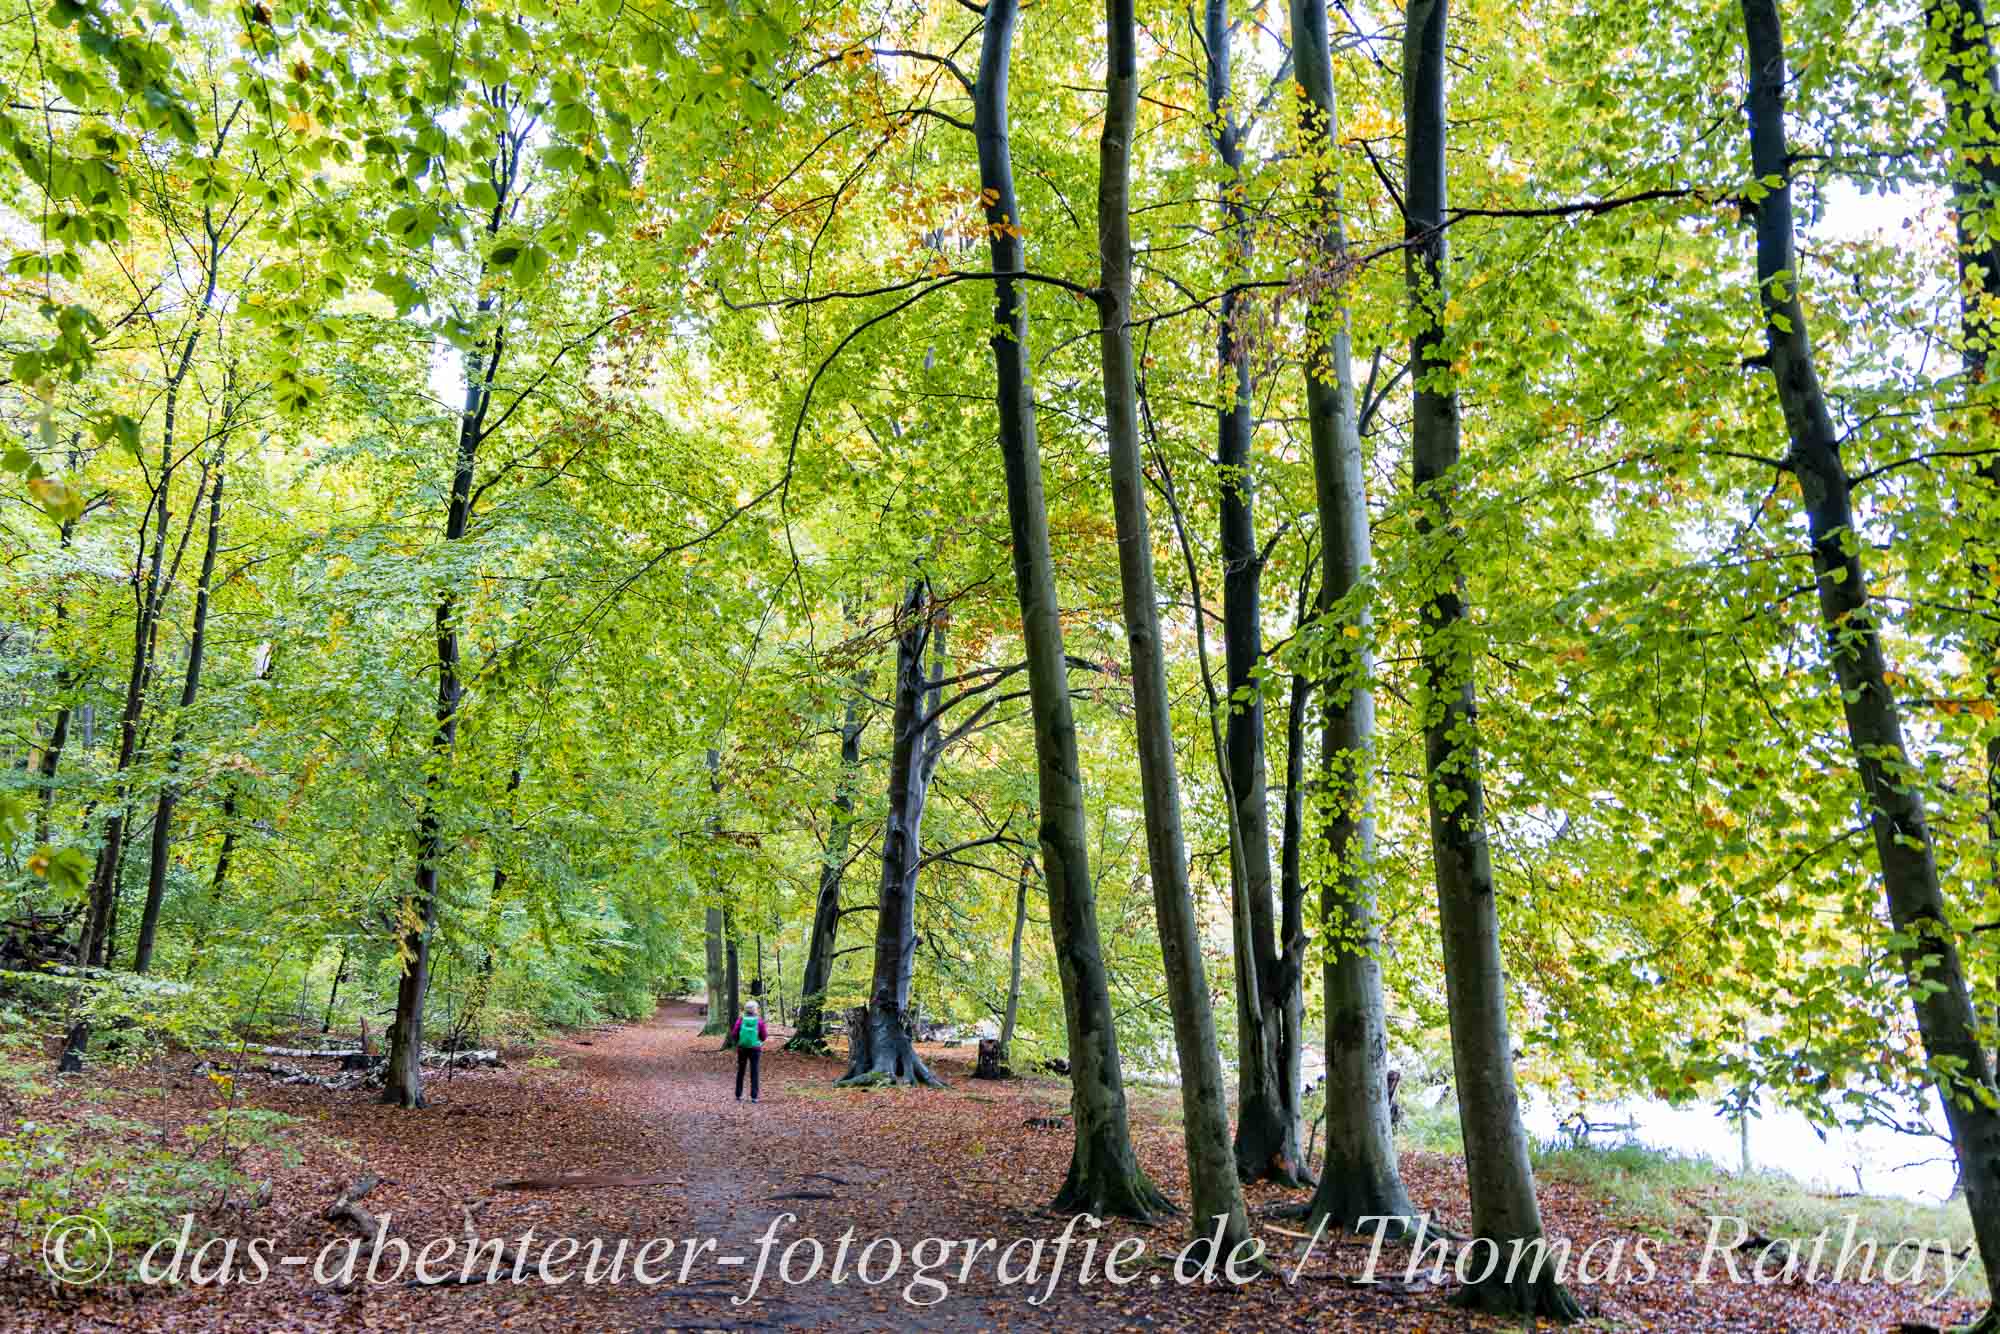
[134,456,225,974]
[975,0,1167,1220]
[1403,1,1579,1317]
[1202,0,1303,1190]
[1097,0,1251,1257]
[383,118,528,1109]
[703,905,727,1034]
[998,857,1029,1065]
[1290,0,1421,1235]
[840,580,945,1087]
[790,687,865,1053]
[1742,0,2000,1314]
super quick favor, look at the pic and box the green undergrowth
[1,1094,306,1287]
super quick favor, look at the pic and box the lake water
[1518,1092,1960,1203]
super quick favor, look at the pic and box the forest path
[565,1001,1019,1331]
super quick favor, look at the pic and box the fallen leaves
[0,1002,1981,1332]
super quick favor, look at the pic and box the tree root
[1052,1158,1176,1222]
[1449,1266,1587,1322]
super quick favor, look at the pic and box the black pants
[735,1047,760,1100]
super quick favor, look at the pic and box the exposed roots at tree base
[836,1004,946,1087]
[1052,1158,1175,1222]
[1241,1159,1316,1189]
[1305,1166,1431,1240]
[1304,1200,1428,1243]
[1449,1268,1587,1322]
[835,1056,946,1088]
[380,1083,425,1110]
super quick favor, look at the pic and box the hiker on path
[734,1001,765,1102]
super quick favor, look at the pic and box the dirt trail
[568,1002,1002,1330]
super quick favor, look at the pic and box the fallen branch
[324,1173,386,1246]
[490,1171,685,1191]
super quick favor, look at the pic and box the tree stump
[971,1037,1011,1080]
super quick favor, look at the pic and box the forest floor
[0,999,1983,1332]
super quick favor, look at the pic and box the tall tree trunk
[1201,0,1302,1190]
[703,905,727,1033]
[1097,0,1251,1258]
[974,0,1167,1220]
[1289,0,1422,1234]
[1922,0,2000,1084]
[708,747,748,1051]
[842,581,946,1086]
[384,312,501,1110]
[79,451,175,966]
[998,857,1029,1066]
[382,118,529,1107]
[134,458,224,974]
[790,685,865,1053]
[1742,0,2000,1316]
[1403,1,1579,1316]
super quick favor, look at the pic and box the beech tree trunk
[1098,0,1250,1257]
[1201,0,1303,1190]
[703,905,726,1033]
[384,126,525,1107]
[791,686,865,1052]
[975,0,1167,1220]
[1403,2,1579,1316]
[1922,0,2000,1090]
[1742,0,2000,1313]
[721,921,741,1048]
[134,458,224,975]
[1290,0,1421,1234]
[841,581,944,1086]
[998,857,1029,1067]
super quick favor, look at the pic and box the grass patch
[1391,1103,1982,1298]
